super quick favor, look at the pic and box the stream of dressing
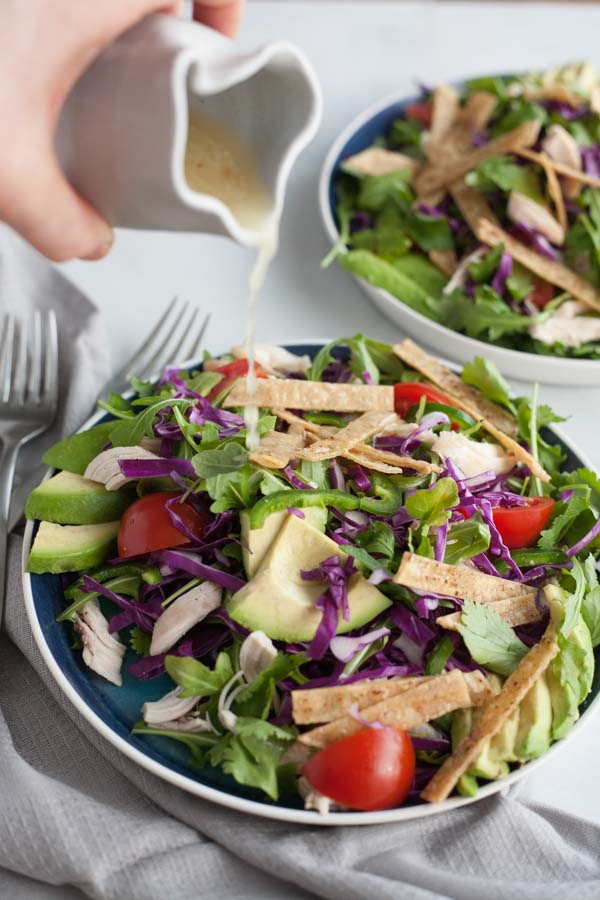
[184,108,279,450]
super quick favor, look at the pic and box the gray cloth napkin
[2,231,600,900]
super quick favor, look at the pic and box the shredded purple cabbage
[160,549,246,591]
[491,252,513,297]
[81,576,157,634]
[328,460,346,492]
[302,556,357,659]
[510,223,560,260]
[566,517,600,557]
[118,457,195,480]
[581,145,600,177]
[347,465,372,492]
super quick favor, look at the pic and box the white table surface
[59,1,600,824]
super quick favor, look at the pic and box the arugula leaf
[350,213,412,259]
[356,521,396,566]
[42,422,115,475]
[205,465,262,514]
[468,244,504,284]
[361,336,408,382]
[235,654,308,719]
[110,399,191,447]
[443,515,491,566]
[165,651,233,699]
[98,392,134,420]
[357,172,413,211]
[346,334,380,384]
[490,100,547,137]
[192,442,249,479]
[389,116,426,156]
[461,356,516,414]
[259,471,291,496]
[461,287,544,341]
[391,200,454,252]
[539,495,589,549]
[456,600,528,676]
[405,478,459,529]
[308,339,340,381]
[130,627,151,656]
[392,253,448,299]
[322,178,357,268]
[506,262,534,302]
[132,723,218,762]
[296,459,329,490]
[209,717,295,800]
[466,155,543,202]
[343,544,388,574]
[339,250,438,321]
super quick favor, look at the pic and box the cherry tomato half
[206,359,267,403]
[118,491,205,558]
[394,382,462,418]
[528,277,555,310]
[301,726,415,811]
[491,497,555,550]
[404,102,433,128]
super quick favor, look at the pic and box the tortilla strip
[272,408,325,435]
[449,178,501,232]
[476,218,600,313]
[343,146,419,179]
[438,593,542,631]
[249,431,305,469]
[461,91,498,134]
[297,411,398,461]
[429,248,458,277]
[415,119,542,196]
[421,626,559,802]
[427,85,461,155]
[517,148,600,189]
[298,670,487,749]
[344,444,442,475]
[393,339,550,481]
[292,676,433,725]
[522,149,567,234]
[392,339,518,437]
[395,552,537,600]
[224,378,395,413]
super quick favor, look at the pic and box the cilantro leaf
[357,172,413,211]
[466,155,543,202]
[456,600,528,676]
[209,717,295,800]
[110,399,191,447]
[539,495,589,549]
[405,477,459,529]
[234,654,308,719]
[468,244,504,284]
[461,356,516,414]
[192,442,249,479]
[165,651,233,699]
[506,262,534,302]
[130,627,151,656]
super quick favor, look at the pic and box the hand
[0,0,244,263]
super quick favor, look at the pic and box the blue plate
[22,343,600,824]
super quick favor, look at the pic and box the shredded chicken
[142,686,201,725]
[239,631,278,682]
[529,299,600,348]
[84,446,161,491]
[541,124,582,199]
[431,431,514,478]
[150,581,222,656]
[506,191,564,246]
[297,776,347,815]
[231,344,311,377]
[74,598,126,686]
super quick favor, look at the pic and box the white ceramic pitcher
[56,14,322,247]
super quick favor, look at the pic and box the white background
[60,2,600,822]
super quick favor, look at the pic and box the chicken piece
[150,581,222,656]
[142,686,201,724]
[74,598,126,686]
[239,630,278,682]
[431,431,514,479]
[84,446,161,491]
[231,344,311,377]
[541,125,583,199]
[506,191,565,246]
[529,300,600,349]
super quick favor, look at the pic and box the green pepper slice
[359,473,404,515]
[249,489,359,530]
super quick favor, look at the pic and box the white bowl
[318,89,600,386]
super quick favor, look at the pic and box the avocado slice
[228,514,391,641]
[240,507,327,578]
[26,471,134,525]
[514,673,552,760]
[42,422,114,475]
[452,706,509,781]
[27,521,120,574]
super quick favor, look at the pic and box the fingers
[2,147,114,262]
[193,0,245,38]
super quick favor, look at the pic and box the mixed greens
[326,63,600,359]
[26,337,600,811]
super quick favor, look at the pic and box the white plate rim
[20,345,600,826]
[317,88,600,383]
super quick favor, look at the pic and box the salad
[326,63,600,359]
[26,337,600,813]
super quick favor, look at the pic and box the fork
[1,311,59,621]
[101,296,210,397]
[8,298,210,533]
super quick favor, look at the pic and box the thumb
[3,149,114,262]
[193,1,245,38]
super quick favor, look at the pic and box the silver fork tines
[1,310,59,620]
